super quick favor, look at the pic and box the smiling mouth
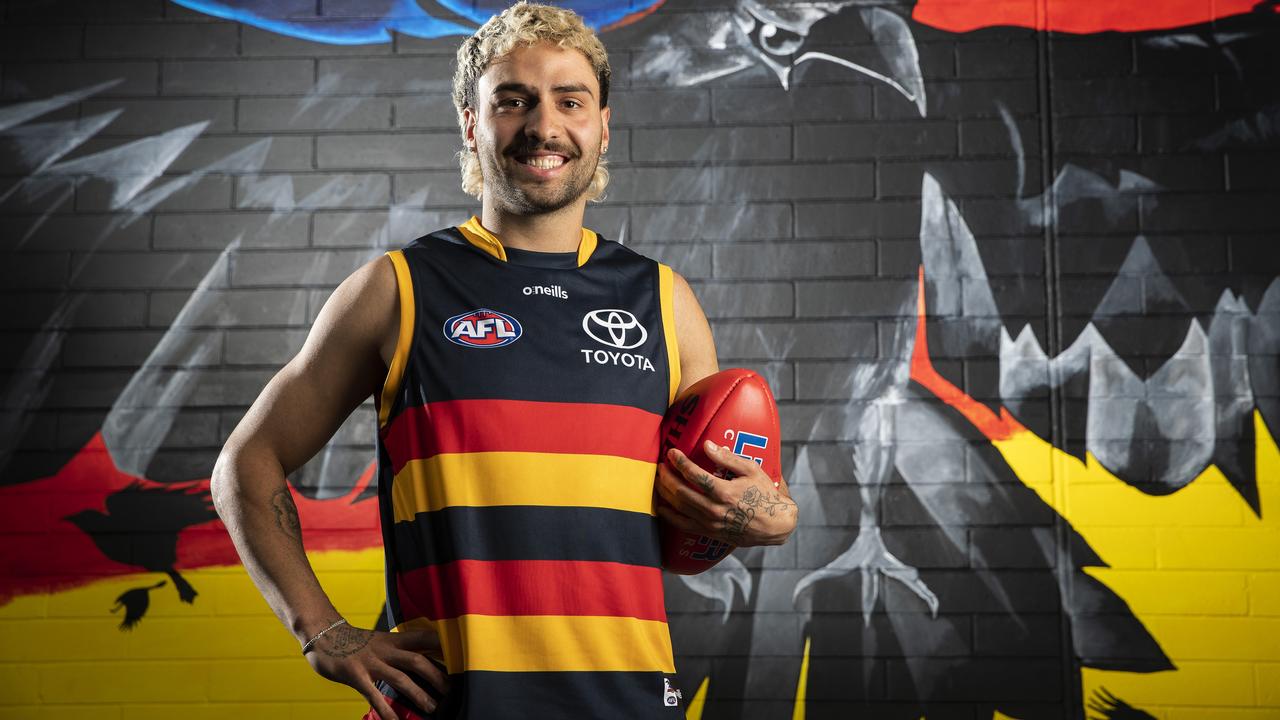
[518,155,567,170]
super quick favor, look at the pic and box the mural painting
[1,1,1278,717]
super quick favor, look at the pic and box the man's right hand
[304,623,449,720]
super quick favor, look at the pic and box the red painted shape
[381,399,661,474]
[909,266,1026,442]
[396,559,667,623]
[912,0,1269,33]
[602,0,667,31]
[0,432,381,605]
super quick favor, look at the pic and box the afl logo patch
[582,308,647,350]
[444,309,522,348]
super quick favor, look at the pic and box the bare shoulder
[303,254,400,369]
[669,268,718,394]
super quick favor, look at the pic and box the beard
[480,137,599,215]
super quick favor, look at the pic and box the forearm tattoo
[269,487,302,541]
[318,623,373,658]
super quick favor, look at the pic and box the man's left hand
[655,439,798,547]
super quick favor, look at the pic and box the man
[211,3,797,718]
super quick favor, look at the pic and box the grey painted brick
[713,85,873,124]
[393,95,458,129]
[68,250,221,289]
[970,527,1056,569]
[1054,116,1137,155]
[0,254,68,289]
[317,57,454,95]
[148,288,310,328]
[392,171,475,205]
[796,121,957,161]
[44,369,133,409]
[883,527,970,569]
[797,271,917,316]
[606,166,715,203]
[1230,236,1280,275]
[582,205,628,239]
[235,173,390,210]
[795,360,912,401]
[163,60,314,96]
[75,175,233,212]
[630,203,791,242]
[0,291,145,329]
[878,240,922,277]
[782,402,875,442]
[85,23,237,58]
[240,96,392,132]
[877,79,1039,120]
[716,162,873,201]
[188,368,277,406]
[713,241,875,279]
[389,209,471,241]
[0,25,84,61]
[231,249,374,287]
[164,135,313,173]
[0,214,150,251]
[955,40,1039,78]
[626,243,712,278]
[82,98,236,135]
[958,116,1041,157]
[1145,194,1275,233]
[631,126,790,163]
[1,62,158,99]
[1054,76,1215,116]
[691,281,793,319]
[608,89,710,125]
[973,615,1063,657]
[795,200,919,240]
[317,133,457,170]
[714,320,877,360]
[1049,35,1133,77]
[8,0,165,21]
[59,329,175,368]
[885,658,1061,701]
[312,211,390,248]
[240,25,393,57]
[879,159,1030,199]
[224,328,309,365]
[153,211,310,250]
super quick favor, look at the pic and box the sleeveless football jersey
[371,216,684,719]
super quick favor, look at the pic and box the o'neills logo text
[581,348,656,372]
[523,284,568,299]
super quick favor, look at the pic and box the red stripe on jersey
[396,559,667,623]
[381,399,661,473]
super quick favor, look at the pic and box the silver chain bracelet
[301,617,348,655]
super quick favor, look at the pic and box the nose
[523,101,561,144]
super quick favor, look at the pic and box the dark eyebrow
[490,82,594,98]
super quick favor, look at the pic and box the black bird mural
[111,580,166,631]
[65,482,218,628]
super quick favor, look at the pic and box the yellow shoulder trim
[457,216,507,261]
[577,227,598,267]
[378,250,414,428]
[658,263,681,406]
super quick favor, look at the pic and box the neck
[479,197,587,253]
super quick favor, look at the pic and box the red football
[657,368,782,575]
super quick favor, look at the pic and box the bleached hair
[452,2,612,201]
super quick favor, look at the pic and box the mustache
[504,140,580,158]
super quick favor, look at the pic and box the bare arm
[211,256,444,719]
[656,271,799,547]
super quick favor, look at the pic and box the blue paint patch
[170,0,664,44]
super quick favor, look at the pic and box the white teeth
[523,156,565,170]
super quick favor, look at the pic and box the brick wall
[2,1,1278,718]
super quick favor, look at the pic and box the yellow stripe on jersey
[379,250,415,428]
[658,263,680,406]
[390,452,658,522]
[398,615,676,674]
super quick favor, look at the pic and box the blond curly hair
[452,2,612,202]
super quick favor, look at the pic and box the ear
[462,106,478,152]
[600,105,611,152]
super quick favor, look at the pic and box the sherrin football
[657,368,782,575]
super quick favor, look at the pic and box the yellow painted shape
[1166,709,1280,720]
[993,711,1023,720]
[996,413,1280,712]
[1,548,385,715]
[793,636,811,720]
[686,676,709,720]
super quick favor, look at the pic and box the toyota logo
[582,309,648,350]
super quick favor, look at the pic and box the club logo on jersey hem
[444,308,522,348]
[663,677,682,707]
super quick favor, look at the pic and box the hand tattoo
[740,485,797,518]
[318,623,373,658]
[269,487,302,541]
